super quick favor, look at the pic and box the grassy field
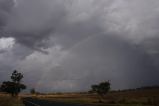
[0,93,24,106]
[33,89,159,106]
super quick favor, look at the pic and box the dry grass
[0,93,24,106]
[34,89,159,106]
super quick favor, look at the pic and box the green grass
[0,93,24,106]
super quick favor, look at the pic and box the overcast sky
[0,0,159,92]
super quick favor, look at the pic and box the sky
[0,0,159,92]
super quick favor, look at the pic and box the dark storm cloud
[37,34,159,92]
[0,0,14,12]
[4,0,110,51]
[3,0,67,52]
[0,0,14,29]
[0,0,159,92]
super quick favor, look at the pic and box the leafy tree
[11,70,23,83]
[1,81,16,96]
[0,70,26,96]
[91,81,110,102]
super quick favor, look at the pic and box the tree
[30,88,36,94]
[0,70,26,96]
[91,81,110,102]
[11,70,23,83]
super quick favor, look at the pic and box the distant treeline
[136,85,159,90]
[112,85,159,92]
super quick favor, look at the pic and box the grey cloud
[0,0,159,92]
[0,44,26,82]
[0,0,14,29]
[0,0,14,12]
[37,34,159,92]
[4,0,114,51]
[5,0,67,51]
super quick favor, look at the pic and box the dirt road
[23,97,86,106]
